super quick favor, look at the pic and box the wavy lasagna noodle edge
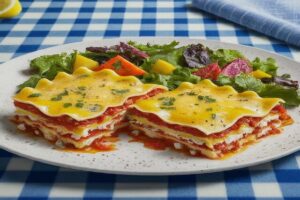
[13,68,167,149]
[128,80,293,159]
[14,68,167,120]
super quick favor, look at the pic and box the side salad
[18,41,300,107]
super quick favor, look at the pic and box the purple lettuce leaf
[183,44,211,68]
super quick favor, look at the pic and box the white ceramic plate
[0,38,299,175]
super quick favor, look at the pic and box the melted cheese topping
[133,79,283,135]
[14,68,166,120]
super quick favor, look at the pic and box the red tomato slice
[192,63,221,80]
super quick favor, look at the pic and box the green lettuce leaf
[141,68,199,90]
[167,68,200,89]
[17,53,75,91]
[216,75,233,86]
[30,53,75,75]
[259,84,300,106]
[251,57,278,76]
[141,73,169,87]
[17,75,41,92]
[210,49,244,67]
[217,74,263,93]
[234,73,264,93]
[216,73,300,106]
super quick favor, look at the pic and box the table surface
[0,0,299,199]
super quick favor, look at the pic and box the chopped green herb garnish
[28,93,41,98]
[63,89,69,95]
[78,86,86,90]
[73,86,86,97]
[206,97,216,103]
[51,89,69,101]
[63,103,72,108]
[112,60,122,70]
[198,95,216,103]
[211,113,216,119]
[178,91,197,96]
[111,89,130,95]
[51,96,62,101]
[206,108,213,111]
[160,97,176,106]
[198,95,204,100]
[75,102,84,108]
[77,74,89,79]
[186,91,197,96]
[160,106,176,110]
[73,90,81,95]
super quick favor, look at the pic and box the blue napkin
[192,0,300,47]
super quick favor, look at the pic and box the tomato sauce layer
[129,105,288,138]
[130,118,283,159]
[13,115,121,151]
[14,113,127,142]
[16,119,118,153]
[14,88,165,131]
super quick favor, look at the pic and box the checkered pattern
[0,0,299,199]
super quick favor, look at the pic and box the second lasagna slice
[13,68,167,148]
[128,79,293,159]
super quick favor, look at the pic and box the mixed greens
[18,41,300,106]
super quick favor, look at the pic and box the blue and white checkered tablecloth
[0,0,300,199]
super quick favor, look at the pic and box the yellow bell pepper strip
[152,59,176,75]
[73,54,99,71]
[251,70,272,79]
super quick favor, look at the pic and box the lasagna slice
[128,79,293,159]
[13,68,167,149]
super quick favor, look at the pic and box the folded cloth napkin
[192,0,300,47]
